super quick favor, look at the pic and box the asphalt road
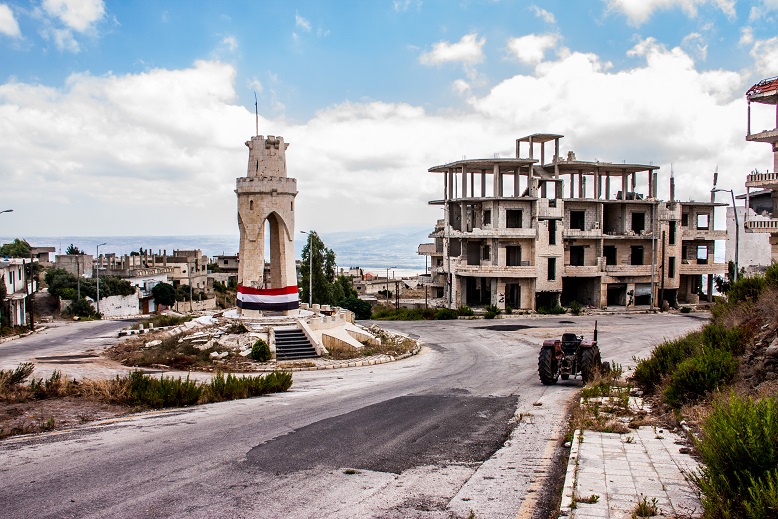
[0,313,708,518]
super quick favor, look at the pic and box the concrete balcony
[536,201,563,220]
[563,228,603,239]
[603,264,652,276]
[602,231,655,240]
[447,227,537,239]
[746,129,778,145]
[564,265,602,276]
[681,229,727,240]
[746,171,778,189]
[745,219,778,233]
[454,264,537,278]
[679,261,727,275]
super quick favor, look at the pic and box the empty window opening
[570,210,585,230]
[668,256,676,278]
[484,209,492,226]
[682,213,689,227]
[549,219,557,245]
[632,212,645,233]
[506,246,522,266]
[548,257,557,280]
[697,213,709,230]
[249,199,254,211]
[669,221,677,245]
[569,246,585,266]
[482,245,491,261]
[630,246,644,266]
[604,245,617,265]
[506,210,523,228]
[697,245,709,264]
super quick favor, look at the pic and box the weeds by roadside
[323,328,417,360]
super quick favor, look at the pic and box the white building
[1,258,36,327]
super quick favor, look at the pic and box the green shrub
[764,263,778,287]
[372,307,435,321]
[680,306,692,313]
[663,347,737,408]
[727,275,766,304]
[694,394,778,518]
[570,300,582,316]
[0,362,34,388]
[250,339,272,362]
[632,332,702,393]
[485,304,501,315]
[434,308,458,320]
[702,323,745,356]
[339,297,373,320]
[505,306,513,315]
[484,311,497,319]
[67,298,98,318]
[457,306,474,316]
[537,305,566,315]
[126,371,202,408]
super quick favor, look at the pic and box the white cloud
[681,32,708,61]
[739,26,754,47]
[249,78,264,94]
[530,5,556,24]
[42,0,104,32]
[295,13,311,32]
[0,41,761,237]
[749,0,778,22]
[507,33,560,65]
[221,36,238,52]
[605,0,735,26]
[750,37,778,76]
[419,33,485,66]
[0,3,21,38]
[393,0,421,12]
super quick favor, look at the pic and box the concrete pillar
[606,175,611,199]
[481,170,486,197]
[622,172,628,198]
[493,164,501,197]
[707,274,713,303]
[448,168,455,199]
[462,168,468,198]
[515,171,520,197]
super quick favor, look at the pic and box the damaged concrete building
[418,133,727,311]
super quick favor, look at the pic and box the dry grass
[323,328,418,361]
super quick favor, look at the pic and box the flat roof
[515,133,564,143]
[544,160,659,175]
[429,158,536,173]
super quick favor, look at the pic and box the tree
[339,297,372,320]
[300,231,337,305]
[0,238,31,258]
[45,268,134,301]
[152,282,176,307]
[65,244,84,255]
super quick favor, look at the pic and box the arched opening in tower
[265,212,285,289]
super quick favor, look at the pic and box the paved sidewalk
[560,426,701,518]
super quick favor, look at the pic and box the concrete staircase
[275,328,318,360]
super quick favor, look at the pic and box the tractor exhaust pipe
[593,320,598,342]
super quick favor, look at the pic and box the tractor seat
[561,333,579,354]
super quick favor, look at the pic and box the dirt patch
[0,397,130,439]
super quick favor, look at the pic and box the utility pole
[300,231,313,306]
[96,242,106,316]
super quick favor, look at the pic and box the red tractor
[538,321,604,385]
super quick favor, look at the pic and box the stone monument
[236,135,299,315]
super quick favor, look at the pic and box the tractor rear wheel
[580,346,600,384]
[538,348,559,385]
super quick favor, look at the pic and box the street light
[300,231,313,307]
[711,188,739,283]
[96,242,107,315]
[386,266,396,306]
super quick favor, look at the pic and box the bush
[434,308,458,320]
[372,307,435,321]
[126,371,202,408]
[339,297,373,320]
[702,323,746,356]
[570,300,582,315]
[727,275,766,304]
[250,339,272,362]
[504,306,512,315]
[457,306,474,316]
[632,332,702,393]
[680,306,692,313]
[484,311,497,319]
[537,305,566,315]
[663,347,738,408]
[693,394,778,518]
[204,370,292,402]
[67,298,98,318]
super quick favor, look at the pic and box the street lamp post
[386,266,395,306]
[712,188,739,283]
[300,231,313,307]
[96,242,107,315]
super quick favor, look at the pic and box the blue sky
[1,0,777,237]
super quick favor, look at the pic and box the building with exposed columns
[744,75,778,261]
[418,133,727,311]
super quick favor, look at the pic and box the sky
[0,0,777,238]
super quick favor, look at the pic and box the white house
[1,258,36,327]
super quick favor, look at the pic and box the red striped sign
[237,285,300,311]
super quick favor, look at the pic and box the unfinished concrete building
[418,133,726,311]
[744,75,778,260]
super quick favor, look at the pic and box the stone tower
[236,135,299,315]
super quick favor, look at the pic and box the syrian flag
[237,285,300,311]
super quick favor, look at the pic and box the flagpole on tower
[254,91,259,137]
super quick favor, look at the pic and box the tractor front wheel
[579,346,601,384]
[538,347,559,385]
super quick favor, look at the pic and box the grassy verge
[0,363,292,439]
[323,327,418,360]
[130,314,193,330]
